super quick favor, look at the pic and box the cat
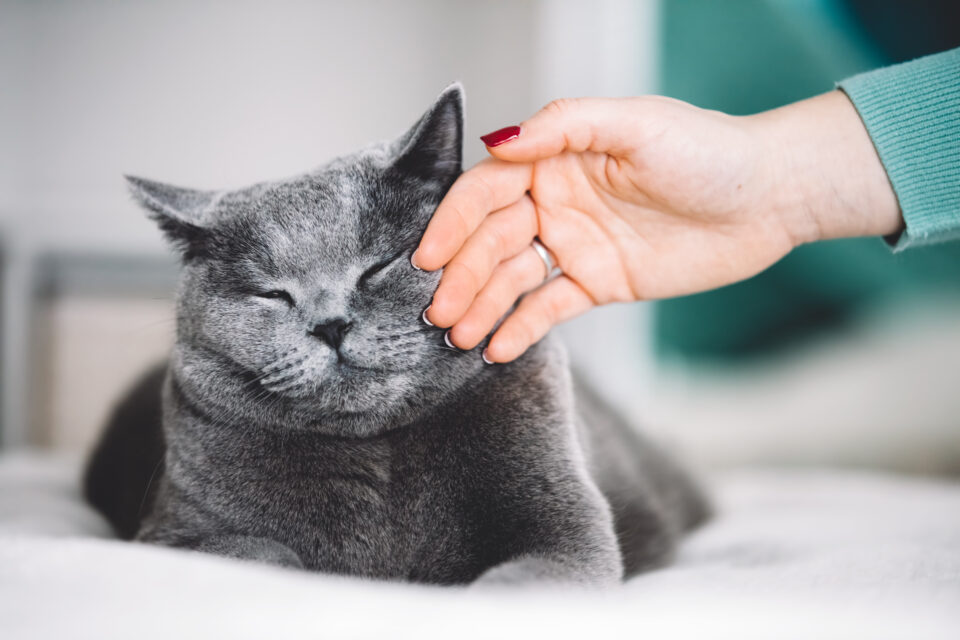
[84,84,710,586]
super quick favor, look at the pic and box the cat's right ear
[125,175,216,260]
[390,83,464,186]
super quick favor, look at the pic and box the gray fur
[84,85,710,586]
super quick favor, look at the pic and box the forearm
[745,90,903,246]
[747,47,960,251]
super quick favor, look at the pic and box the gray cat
[84,85,709,586]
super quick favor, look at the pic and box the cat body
[85,85,708,585]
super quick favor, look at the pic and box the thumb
[480,97,638,162]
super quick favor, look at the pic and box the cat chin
[276,371,408,414]
[265,373,447,437]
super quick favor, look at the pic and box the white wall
[0,0,545,254]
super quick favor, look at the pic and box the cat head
[128,85,482,436]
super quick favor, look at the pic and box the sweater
[838,47,960,251]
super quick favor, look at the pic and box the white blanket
[1,451,958,639]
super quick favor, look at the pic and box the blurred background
[1,0,958,475]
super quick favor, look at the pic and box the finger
[414,158,532,271]
[427,195,538,327]
[481,97,639,163]
[484,275,594,363]
[446,247,549,350]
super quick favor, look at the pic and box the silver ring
[531,238,560,281]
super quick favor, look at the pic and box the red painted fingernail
[480,126,521,147]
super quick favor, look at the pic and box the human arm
[414,48,959,363]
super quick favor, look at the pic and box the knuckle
[443,201,472,239]
[540,292,564,323]
[521,298,551,336]
[473,292,499,319]
[446,260,482,293]
[543,98,578,118]
[484,222,508,259]
[476,285,512,319]
[510,316,535,351]
[469,173,496,208]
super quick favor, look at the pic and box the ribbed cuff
[838,47,960,252]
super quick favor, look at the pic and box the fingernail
[410,250,423,271]
[443,330,458,350]
[480,125,521,147]
[421,306,434,327]
[481,349,494,365]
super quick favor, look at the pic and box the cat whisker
[392,344,469,356]
[375,330,443,344]
[262,353,308,375]
[262,370,304,388]
[269,376,307,394]
[247,368,286,385]
[376,339,423,349]
[376,324,436,334]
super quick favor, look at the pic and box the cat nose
[308,318,352,350]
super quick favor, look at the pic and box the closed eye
[255,289,295,306]
[358,251,405,287]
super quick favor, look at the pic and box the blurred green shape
[655,0,960,361]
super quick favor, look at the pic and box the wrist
[744,90,903,246]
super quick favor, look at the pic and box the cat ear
[125,175,217,260]
[391,83,464,184]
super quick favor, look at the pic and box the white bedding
[1,451,958,639]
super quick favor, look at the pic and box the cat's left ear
[125,175,219,261]
[391,83,464,184]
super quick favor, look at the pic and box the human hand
[414,92,902,363]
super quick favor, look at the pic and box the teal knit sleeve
[838,47,960,251]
